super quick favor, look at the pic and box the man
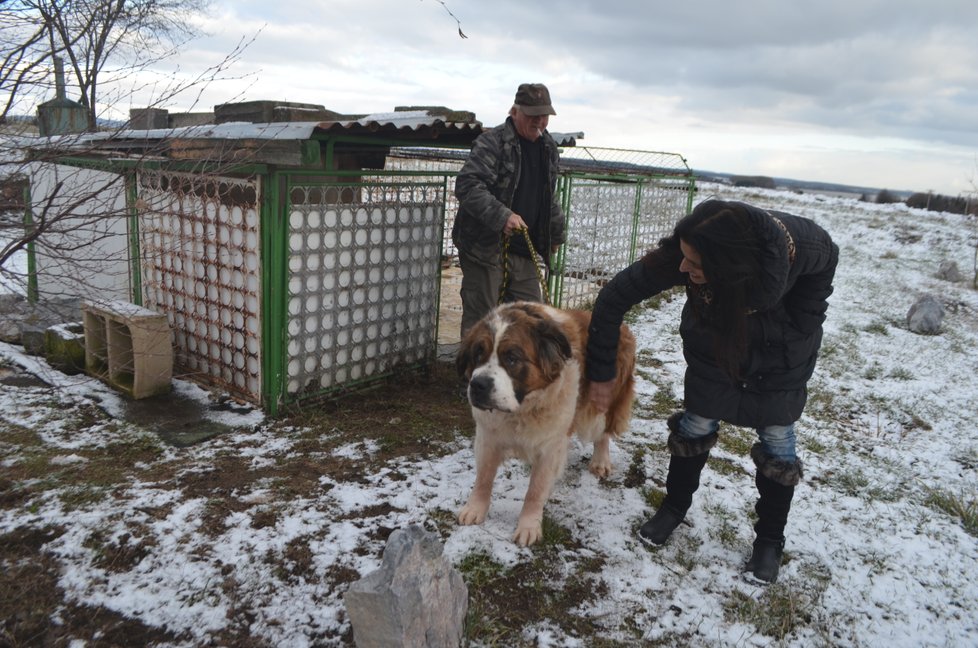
[452,83,566,337]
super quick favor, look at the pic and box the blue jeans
[677,411,797,462]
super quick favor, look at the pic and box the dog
[455,301,636,546]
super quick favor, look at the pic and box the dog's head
[456,302,573,412]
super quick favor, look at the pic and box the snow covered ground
[1,184,977,646]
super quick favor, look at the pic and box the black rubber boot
[746,536,785,583]
[638,502,686,545]
[638,413,717,546]
[747,444,802,583]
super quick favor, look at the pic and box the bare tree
[0,1,54,122]
[0,27,256,297]
[29,0,211,129]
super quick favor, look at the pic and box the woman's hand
[588,380,615,412]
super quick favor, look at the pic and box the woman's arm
[586,245,684,383]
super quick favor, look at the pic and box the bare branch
[422,0,468,39]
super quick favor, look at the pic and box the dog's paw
[513,521,543,546]
[458,501,488,525]
[588,455,613,479]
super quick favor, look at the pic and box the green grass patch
[623,288,683,324]
[458,532,612,646]
[925,488,978,537]
[717,424,754,456]
[803,437,828,455]
[862,320,889,335]
[862,362,884,380]
[723,562,830,640]
[703,502,741,548]
[640,485,666,510]
[887,367,914,380]
[632,390,683,420]
[708,456,749,478]
[623,447,647,488]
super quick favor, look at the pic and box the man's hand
[588,380,615,413]
[504,212,528,236]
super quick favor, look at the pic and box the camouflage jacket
[452,117,565,264]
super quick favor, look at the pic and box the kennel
[23,104,695,415]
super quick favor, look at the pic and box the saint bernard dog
[455,301,636,546]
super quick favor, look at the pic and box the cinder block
[128,107,169,129]
[82,300,173,399]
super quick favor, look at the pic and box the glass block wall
[283,181,444,401]
[557,177,693,309]
[136,170,264,402]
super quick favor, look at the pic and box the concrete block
[128,107,169,129]
[45,322,85,374]
[82,300,173,399]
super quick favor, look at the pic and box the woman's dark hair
[671,200,762,380]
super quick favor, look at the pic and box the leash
[498,226,551,306]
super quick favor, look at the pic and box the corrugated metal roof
[44,110,483,145]
[26,108,582,168]
[37,108,582,146]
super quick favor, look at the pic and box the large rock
[344,525,467,648]
[906,294,944,335]
[936,260,963,282]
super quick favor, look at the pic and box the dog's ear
[456,323,488,380]
[534,319,572,382]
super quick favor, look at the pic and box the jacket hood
[730,201,790,312]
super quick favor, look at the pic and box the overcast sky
[124,0,978,195]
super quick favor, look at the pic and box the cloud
[114,0,978,194]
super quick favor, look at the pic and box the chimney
[54,56,66,101]
[36,55,89,136]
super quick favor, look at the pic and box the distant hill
[693,169,914,200]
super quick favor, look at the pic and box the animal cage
[388,145,696,309]
[25,113,694,415]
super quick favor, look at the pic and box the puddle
[1,364,238,447]
[119,390,235,447]
[0,366,49,388]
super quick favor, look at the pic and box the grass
[723,562,831,641]
[457,518,614,646]
[703,502,742,548]
[717,424,754,456]
[0,361,474,647]
[925,488,978,537]
[0,284,971,646]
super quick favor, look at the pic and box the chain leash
[498,227,551,306]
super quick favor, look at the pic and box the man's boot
[638,413,718,545]
[746,443,803,583]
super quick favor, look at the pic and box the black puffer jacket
[586,200,839,427]
[452,117,565,262]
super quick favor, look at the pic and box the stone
[936,260,963,282]
[45,321,86,374]
[20,324,47,356]
[344,525,467,648]
[906,294,944,335]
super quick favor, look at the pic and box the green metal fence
[387,145,696,309]
[115,146,694,413]
[279,175,448,408]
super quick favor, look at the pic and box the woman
[586,198,838,583]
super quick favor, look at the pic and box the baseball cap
[514,83,556,116]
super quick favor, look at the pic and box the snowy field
[1,184,977,646]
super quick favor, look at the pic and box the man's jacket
[452,117,565,264]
